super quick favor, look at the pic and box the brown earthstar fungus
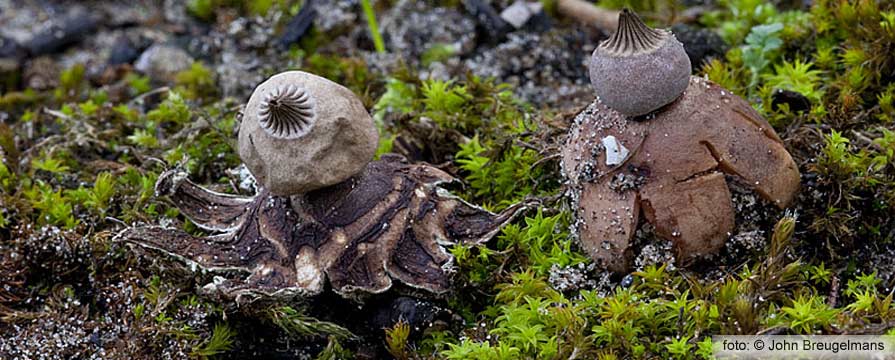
[117,71,523,300]
[562,10,800,273]
[588,8,691,117]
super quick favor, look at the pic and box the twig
[128,86,171,106]
[20,134,63,161]
[105,216,129,227]
[556,0,618,32]
[0,308,45,323]
[42,107,73,121]
[531,153,560,169]
[850,130,884,152]
[141,156,169,170]
[828,273,840,308]
[514,139,541,152]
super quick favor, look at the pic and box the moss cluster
[187,0,295,20]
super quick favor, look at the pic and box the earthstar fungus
[119,71,523,300]
[562,10,800,272]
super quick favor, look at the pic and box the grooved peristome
[599,8,666,56]
[258,84,316,139]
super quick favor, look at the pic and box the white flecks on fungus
[600,135,629,166]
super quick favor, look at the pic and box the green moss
[175,62,218,100]
[316,337,354,360]
[0,160,14,193]
[811,129,893,244]
[421,43,457,67]
[55,63,86,100]
[267,306,356,340]
[23,181,78,229]
[385,321,410,360]
[187,0,216,21]
[65,172,117,217]
[701,0,777,45]
[245,0,283,17]
[374,77,417,121]
[453,210,587,292]
[127,128,158,148]
[444,213,895,358]
[497,211,587,275]
[190,323,236,358]
[148,91,192,125]
[126,73,152,95]
[454,135,548,209]
[775,294,841,334]
[422,80,469,118]
[31,153,70,174]
[187,0,291,21]
[300,53,373,98]
[373,73,527,139]
[763,59,823,104]
[372,74,559,211]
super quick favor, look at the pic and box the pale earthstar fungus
[118,71,524,300]
[562,10,801,272]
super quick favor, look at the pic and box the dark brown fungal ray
[117,154,525,301]
[154,170,254,232]
[258,84,316,139]
[599,8,666,56]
